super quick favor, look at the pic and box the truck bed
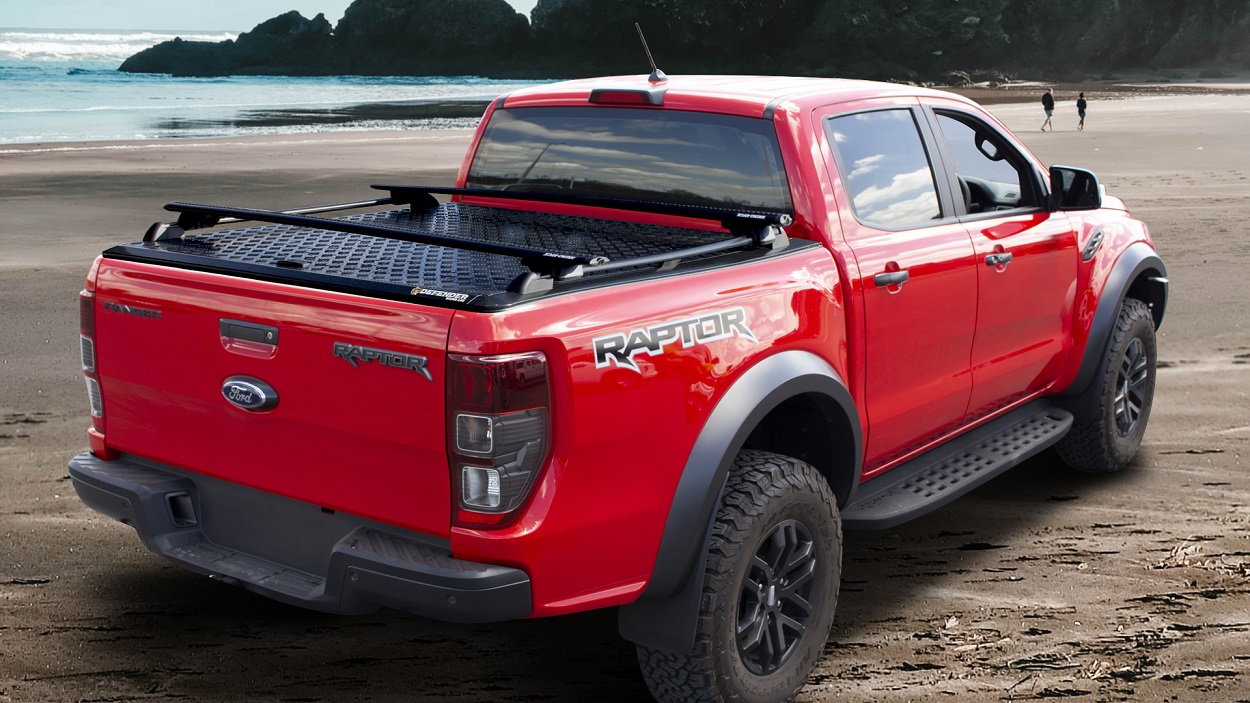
[105,202,766,311]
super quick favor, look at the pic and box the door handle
[985,252,1013,267]
[873,270,910,287]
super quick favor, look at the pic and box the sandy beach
[2,92,1249,702]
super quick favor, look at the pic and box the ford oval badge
[221,376,278,412]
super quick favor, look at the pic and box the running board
[841,402,1073,530]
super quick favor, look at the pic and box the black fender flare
[618,350,861,653]
[1059,242,1167,406]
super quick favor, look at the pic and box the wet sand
[2,93,1249,702]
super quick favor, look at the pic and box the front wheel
[1057,298,1157,472]
[637,450,841,703]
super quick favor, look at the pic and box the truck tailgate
[93,258,453,537]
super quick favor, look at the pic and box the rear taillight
[448,351,550,528]
[79,290,103,423]
[79,258,114,459]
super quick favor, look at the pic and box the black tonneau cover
[105,199,810,311]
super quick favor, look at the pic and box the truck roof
[499,74,973,118]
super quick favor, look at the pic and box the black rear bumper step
[69,452,531,623]
[841,402,1073,530]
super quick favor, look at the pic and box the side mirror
[1049,165,1102,211]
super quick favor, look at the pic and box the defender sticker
[592,307,757,372]
[333,342,433,381]
[411,287,470,303]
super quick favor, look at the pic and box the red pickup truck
[71,75,1167,703]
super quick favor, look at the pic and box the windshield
[466,107,793,212]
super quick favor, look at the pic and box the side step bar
[842,402,1073,530]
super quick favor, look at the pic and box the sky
[1,0,540,31]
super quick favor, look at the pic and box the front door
[927,108,1079,416]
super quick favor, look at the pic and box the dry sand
[1,93,1248,702]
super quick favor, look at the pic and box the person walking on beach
[1077,92,1087,131]
[1041,88,1055,131]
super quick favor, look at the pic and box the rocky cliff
[119,0,1250,80]
[120,0,530,77]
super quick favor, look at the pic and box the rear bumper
[69,452,531,623]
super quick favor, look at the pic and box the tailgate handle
[220,319,279,346]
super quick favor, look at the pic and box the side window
[934,112,1037,213]
[828,109,942,229]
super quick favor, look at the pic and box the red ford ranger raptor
[71,75,1167,703]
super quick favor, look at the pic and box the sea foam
[0,29,236,63]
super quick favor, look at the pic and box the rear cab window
[466,107,793,213]
[825,109,944,230]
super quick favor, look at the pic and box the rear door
[93,260,454,537]
[924,104,1079,417]
[821,102,978,471]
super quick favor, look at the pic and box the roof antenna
[635,23,667,84]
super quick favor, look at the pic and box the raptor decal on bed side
[592,307,757,372]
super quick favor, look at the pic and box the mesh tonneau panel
[142,203,738,297]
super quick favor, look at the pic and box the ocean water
[0,28,543,144]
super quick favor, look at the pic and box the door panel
[926,108,1080,416]
[851,226,978,467]
[822,105,977,471]
[967,212,1077,415]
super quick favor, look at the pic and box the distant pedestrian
[1077,92,1087,131]
[1041,88,1055,131]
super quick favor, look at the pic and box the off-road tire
[637,449,841,703]
[1057,298,1157,472]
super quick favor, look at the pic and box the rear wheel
[637,450,841,703]
[1057,298,1157,472]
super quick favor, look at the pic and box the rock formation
[121,11,334,76]
[333,0,529,75]
[119,0,1250,81]
[120,0,530,77]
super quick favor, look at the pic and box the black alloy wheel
[636,449,841,703]
[1057,297,1157,473]
[737,519,817,675]
[1113,337,1149,437]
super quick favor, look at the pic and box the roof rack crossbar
[370,184,795,232]
[373,186,793,291]
[160,202,601,275]
[145,195,404,243]
[589,236,755,274]
[145,185,793,298]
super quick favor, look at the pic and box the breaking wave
[0,29,236,64]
